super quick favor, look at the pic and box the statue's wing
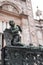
[4,29,12,46]
[17,25,22,32]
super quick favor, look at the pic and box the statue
[3,21,43,65]
[4,20,23,46]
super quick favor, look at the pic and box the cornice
[0,8,28,19]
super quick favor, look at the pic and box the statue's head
[9,20,15,27]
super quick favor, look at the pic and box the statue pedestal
[2,45,43,65]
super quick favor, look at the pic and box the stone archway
[1,1,22,14]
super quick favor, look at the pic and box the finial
[37,6,38,9]
[36,6,42,17]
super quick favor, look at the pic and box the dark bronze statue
[9,20,22,45]
[4,20,22,46]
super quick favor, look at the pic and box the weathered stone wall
[35,20,43,46]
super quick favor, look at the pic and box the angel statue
[4,20,23,46]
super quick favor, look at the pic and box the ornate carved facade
[0,0,43,64]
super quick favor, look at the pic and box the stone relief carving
[0,0,28,15]
[2,4,19,14]
[0,1,22,14]
[13,1,22,14]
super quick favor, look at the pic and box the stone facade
[0,0,38,46]
[34,19,43,46]
[0,0,43,63]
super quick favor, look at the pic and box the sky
[31,0,43,19]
